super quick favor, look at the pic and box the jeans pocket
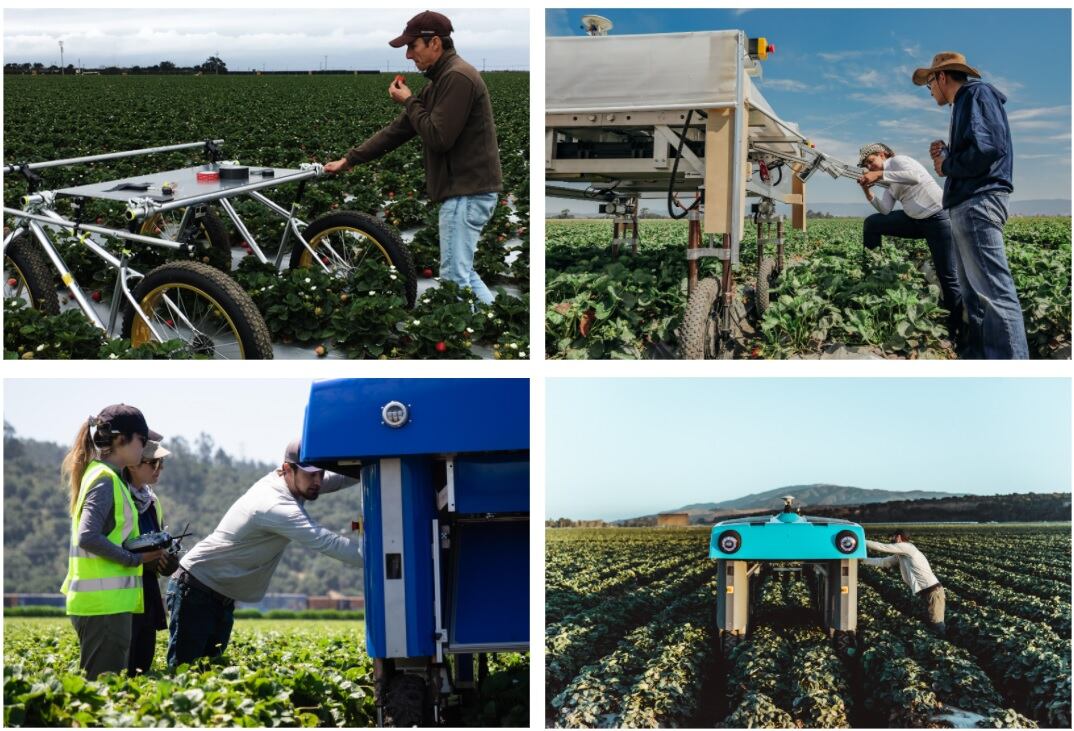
[975,193,1008,229]
[464,195,496,229]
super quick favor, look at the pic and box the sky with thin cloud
[547,379,1072,521]
[4,8,529,72]
[546,8,1070,205]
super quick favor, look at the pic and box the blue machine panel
[362,458,437,660]
[454,456,529,514]
[302,379,528,462]
[708,519,867,560]
[450,520,528,649]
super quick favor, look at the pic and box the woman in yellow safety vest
[60,404,166,680]
[123,439,179,674]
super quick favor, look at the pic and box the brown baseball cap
[389,10,453,48]
[912,52,982,86]
[284,439,322,473]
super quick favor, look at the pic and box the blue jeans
[863,209,963,337]
[165,576,234,668]
[948,192,1029,359]
[439,192,498,304]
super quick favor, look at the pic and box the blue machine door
[447,519,528,652]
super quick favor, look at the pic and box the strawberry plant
[399,281,481,359]
[547,525,1069,728]
[546,217,1071,359]
[3,618,528,727]
[3,72,529,359]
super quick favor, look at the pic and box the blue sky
[546,8,1071,205]
[4,379,318,465]
[547,378,1072,521]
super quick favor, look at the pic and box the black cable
[667,111,702,219]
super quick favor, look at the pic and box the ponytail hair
[61,416,128,515]
[61,421,96,515]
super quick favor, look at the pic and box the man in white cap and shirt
[165,439,361,667]
[857,142,963,343]
[863,529,945,637]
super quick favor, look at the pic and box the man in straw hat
[857,141,963,341]
[913,52,1028,359]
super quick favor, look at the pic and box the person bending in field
[165,440,360,668]
[324,10,504,305]
[863,529,945,637]
[915,52,1028,359]
[857,142,963,343]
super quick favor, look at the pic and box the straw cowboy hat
[912,52,982,86]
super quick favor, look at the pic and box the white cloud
[762,78,812,92]
[1011,120,1066,131]
[1007,105,1070,122]
[3,8,530,70]
[850,91,944,112]
[818,50,866,62]
[981,73,1024,97]
[859,70,883,88]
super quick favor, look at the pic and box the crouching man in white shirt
[165,439,362,667]
[863,528,946,637]
[858,142,963,342]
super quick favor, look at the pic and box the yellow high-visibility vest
[61,461,143,616]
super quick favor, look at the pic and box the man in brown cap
[324,11,504,305]
[913,52,1028,359]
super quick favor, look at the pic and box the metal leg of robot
[375,658,437,728]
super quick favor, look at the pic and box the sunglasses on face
[926,74,938,91]
[141,458,163,470]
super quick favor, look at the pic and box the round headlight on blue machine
[835,530,858,554]
[718,530,742,554]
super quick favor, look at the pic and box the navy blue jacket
[940,79,1014,209]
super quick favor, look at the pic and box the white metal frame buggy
[4,139,417,359]
[545,30,870,358]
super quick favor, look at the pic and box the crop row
[546,217,1072,359]
[545,559,714,695]
[858,585,1035,727]
[862,566,1071,727]
[550,580,714,727]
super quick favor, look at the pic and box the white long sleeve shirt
[863,539,940,595]
[180,470,361,602]
[869,155,944,220]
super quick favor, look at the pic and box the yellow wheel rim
[3,258,34,307]
[298,225,391,271]
[130,282,245,359]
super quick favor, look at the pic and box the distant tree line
[548,492,1071,527]
[5,57,228,75]
[3,423,363,595]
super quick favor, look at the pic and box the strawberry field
[3,618,528,727]
[546,524,1071,728]
[546,217,1071,359]
[3,72,528,359]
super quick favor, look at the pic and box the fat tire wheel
[122,260,273,359]
[384,674,430,727]
[138,207,232,272]
[755,256,775,317]
[291,210,417,307]
[4,233,60,314]
[679,277,720,359]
